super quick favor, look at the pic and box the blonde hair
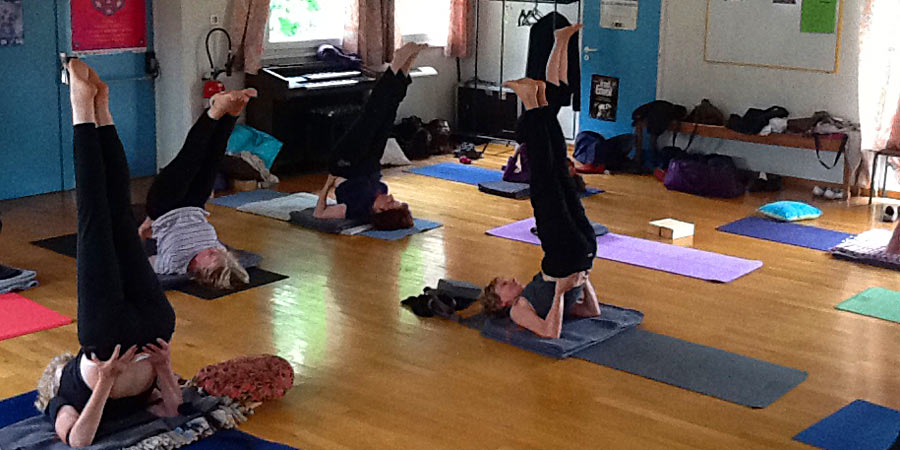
[193,250,250,290]
[478,278,504,316]
[35,352,75,412]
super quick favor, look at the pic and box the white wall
[397,46,459,125]
[154,0,244,168]
[658,0,860,183]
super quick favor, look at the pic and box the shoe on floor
[653,168,667,182]
[812,185,825,196]
[575,163,606,174]
[823,188,845,200]
[882,205,899,222]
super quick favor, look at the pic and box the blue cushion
[758,201,822,222]
[227,125,283,169]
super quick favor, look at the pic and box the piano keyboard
[287,78,361,90]
[303,70,362,81]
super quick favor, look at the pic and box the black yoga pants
[145,112,237,220]
[521,106,596,278]
[74,124,175,361]
[328,69,411,179]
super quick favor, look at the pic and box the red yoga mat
[0,293,73,341]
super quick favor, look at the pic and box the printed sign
[71,0,146,54]
[590,75,619,122]
[0,0,24,46]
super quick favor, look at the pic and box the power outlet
[210,14,220,26]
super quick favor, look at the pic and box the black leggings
[74,124,175,361]
[522,104,596,278]
[328,69,411,179]
[145,112,237,220]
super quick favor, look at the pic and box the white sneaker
[812,186,825,196]
[882,205,899,222]
[824,188,845,200]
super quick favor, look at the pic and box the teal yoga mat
[836,288,900,324]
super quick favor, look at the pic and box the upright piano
[246,60,377,172]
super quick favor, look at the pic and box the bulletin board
[704,0,843,73]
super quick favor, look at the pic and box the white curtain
[859,0,900,150]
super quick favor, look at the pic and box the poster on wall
[600,0,638,31]
[590,75,619,122]
[71,0,146,54]
[0,0,24,46]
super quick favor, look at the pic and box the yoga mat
[177,267,289,300]
[794,400,900,450]
[237,192,332,221]
[462,303,644,358]
[358,218,443,241]
[573,328,808,408]
[31,233,283,300]
[0,293,72,341]
[209,189,288,209]
[0,391,296,450]
[836,287,900,324]
[406,162,503,185]
[717,217,854,251]
[487,218,763,283]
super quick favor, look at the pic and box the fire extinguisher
[202,27,233,100]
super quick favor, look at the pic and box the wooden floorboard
[2,144,899,449]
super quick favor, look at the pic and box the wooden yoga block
[648,218,695,240]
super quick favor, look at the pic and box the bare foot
[390,42,424,75]
[210,88,257,118]
[502,78,539,109]
[87,67,113,126]
[68,59,97,124]
[554,23,583,42]
[401,43,428,74]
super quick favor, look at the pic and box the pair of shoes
[459,156,472,164]
[882,205,899,222]
[812,185,826,196]
[575,163,606,174]
[824,188,844,200]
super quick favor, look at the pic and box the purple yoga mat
[486,218,763,283]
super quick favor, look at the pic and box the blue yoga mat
[359,218,442,241]
[572,328,808,408]
[0,391,295,449]
[717,216,854,251]
[209,189,288,209]
[407,162,504,185]
[794,400,900,450]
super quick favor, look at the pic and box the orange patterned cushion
[192,354,294,403]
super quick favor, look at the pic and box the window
[395,0,451,47]
[265,0,350,56]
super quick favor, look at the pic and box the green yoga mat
[837,288,900,323]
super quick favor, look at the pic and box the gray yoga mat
[573,328,808,408]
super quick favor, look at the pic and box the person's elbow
[535,326,561,339]
[312,208,325,219]
[68,435,94,448]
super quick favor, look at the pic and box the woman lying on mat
[312,42,426,230]
[136,88,257,290]
[37,60,183,448]
[478,25,602,339]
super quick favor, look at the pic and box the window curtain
[445,0,472,58]
[859,0,900,185]
[229,0,271,75]
[343,0,396,67]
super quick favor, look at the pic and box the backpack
[663,154,746,198]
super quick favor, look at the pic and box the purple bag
[663,154,745,198]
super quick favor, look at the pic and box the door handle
[583,46,599,61]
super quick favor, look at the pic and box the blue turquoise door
[578,0,661,138]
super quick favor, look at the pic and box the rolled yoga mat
[717,216,854,251]
[572,328,808,408]
[487,217,763,283]
[0,293,72,342]
[0,391,296,450]
[793,400,900,450]
[836,287,900,324]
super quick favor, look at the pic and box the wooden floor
[2,143,900,449]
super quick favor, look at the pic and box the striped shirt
[151,207,224,275]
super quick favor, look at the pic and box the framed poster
[71,0,146,54]
[0,0,24,46]
[589,75,619,122]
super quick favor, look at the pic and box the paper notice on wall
[801,0,838,34]
[601,0,638,31]
[590,75,619,122]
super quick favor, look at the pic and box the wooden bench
[634,121,851,198]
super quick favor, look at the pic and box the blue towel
[407,163,504,185]
[794,400,900,450]
[209,190,288,209]
[463,303,644,358]
[358,218,443,241]
[717,216,854,251]
[0,265,38,294]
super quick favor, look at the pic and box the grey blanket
[0,265,38,294]
[0,388,249,450]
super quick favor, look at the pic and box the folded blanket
[237,193,333,221]
[461,303,644,358]
[0,388,252,450]
[0,265,38,294]
[831,229,900,270]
